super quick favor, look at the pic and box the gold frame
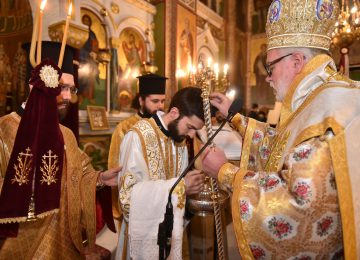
[87,105,109,130]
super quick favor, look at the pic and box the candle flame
[223,64,229,75]
[40,0,47,11]
[68,2,73,16]
[207,57,212,67]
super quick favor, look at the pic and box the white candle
[207,57,212,68]
[223,64,229,77]
[36,0,47,65]
[58,2,72,68]
[214,63,219,80]
[29,0,40,67]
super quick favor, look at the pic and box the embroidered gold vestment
[116,115,187,259]
[218,55,360,259]
[0,112,98,259]
[108,113,142,221]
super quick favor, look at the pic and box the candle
[58,2,72,68]
[214,63,219,80]
[223,64,229,77]
[36,0,47,65]
[191,65,197,75]
[207,57,212,68]
[29,0,41,67]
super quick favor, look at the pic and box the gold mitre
[266,0,339,51]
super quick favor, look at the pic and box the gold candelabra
[187,59,230,260]
[332,0,360,48]
[188,60,229,93]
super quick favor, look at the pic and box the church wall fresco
[176,3,196,89]
[0,0,32,116]
[78,8,107,110]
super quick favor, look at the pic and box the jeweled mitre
[266,0,339,51]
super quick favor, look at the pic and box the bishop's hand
[209,92,232,118]
[201,146,228,179]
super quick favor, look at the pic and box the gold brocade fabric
[117,117,187,259]
[108,114,141,220]
[218,55,360,259]
[108,114,142,169]
[118,118,187,220]
[266,0,339,51]
[0,112,98,259]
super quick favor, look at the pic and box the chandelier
[188,58,229,94]
[332,0,360,48]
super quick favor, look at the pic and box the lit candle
[207,57,212,68]
[223,64,229,77]
[191,65,197,75]
[58,2,72,68]
[36,0,47,65]
[214,63,219,80]
[29,0,41,67]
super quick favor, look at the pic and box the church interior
[1,0,360,258]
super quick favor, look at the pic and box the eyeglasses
[264,53,293,77]
[60,84,78,94]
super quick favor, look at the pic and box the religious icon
[87,105,109,130]
[117,28,147,102]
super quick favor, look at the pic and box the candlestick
[29,0,41,67]
[36,0,47,65]
[58,2,72,68]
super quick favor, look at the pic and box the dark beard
[142,106,163,118]
[57,101,69,122]
[168,117,186,143]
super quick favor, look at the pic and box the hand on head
[184,169,205,195]
[201,145,228,179]
[209,92,231,118]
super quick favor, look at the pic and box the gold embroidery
[11,147,33,185]
[119,172,137,219]
[40,150,59,185]
[265,130,290,172]
[293,117,343,147]
[280,55,334,126]
[39,65,59,88]
[231,168,254,260]
[26,192,37,221]
[173,179,186,209]
[218,163,239,188]
[329,133,357,260]
[133,119,185,180]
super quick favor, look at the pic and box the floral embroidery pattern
[249,244,266,259]
[11,147,33,186]
[252,130,264,144]
[249,155,256,168]
[316,216,334,237]
[259,146,271,160]
[311,212,338,241]
[239,198,252,221]
[240,115,248,128]
[266,128,276,137]
[259,175,280,192]
[293,180,312,206]
[292,145,313,161]
[40,150,59,185]
[266,216,294,240]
